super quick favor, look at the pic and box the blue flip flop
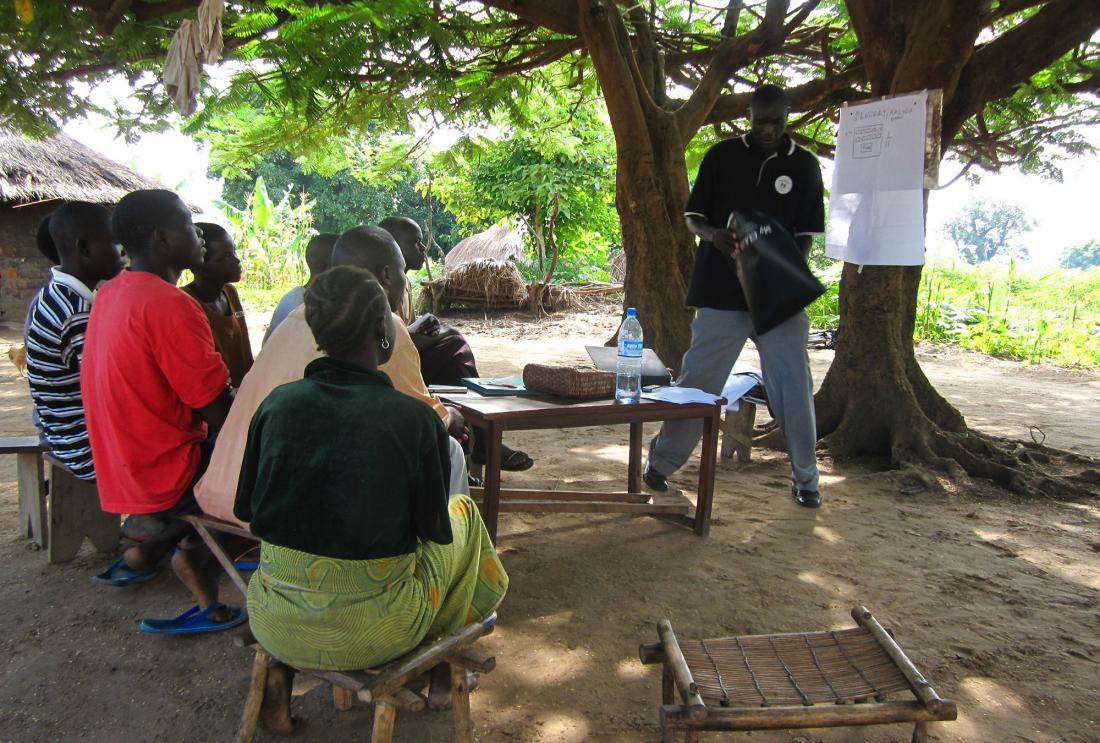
[92,557,157,587]
[138,603,247,635]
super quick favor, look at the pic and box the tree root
[897,427,1100,501]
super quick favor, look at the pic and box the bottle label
[619,339,643,357]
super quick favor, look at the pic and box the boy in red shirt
[82,189,244,634]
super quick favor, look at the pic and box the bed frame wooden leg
[237,648,269,743]
[451,663,474,743]
[371,699,397,743]
[333,685,354,711]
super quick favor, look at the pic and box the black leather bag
[728,209,825,335]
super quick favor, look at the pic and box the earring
[380,336,391,350]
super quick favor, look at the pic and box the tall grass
[807,261,1100,367]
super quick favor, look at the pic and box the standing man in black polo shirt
[644,84,826,508]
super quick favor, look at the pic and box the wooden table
[439,392,724,541]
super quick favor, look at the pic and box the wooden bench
[719,401,756,463]
[42,453,119,563]
[1,437,120,562]
[181,515,500,743]
[237,615,498,743]
[1,436,49,548]
[639,606,956,742]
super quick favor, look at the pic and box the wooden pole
[628,421,643,493]
[237,648,269,743]
[370,699,397,743]
[638,641,665,665]
[852,606,953,719]
[661,699,950,730]
[447,647,496,674]
[358,619,494,701]
[332,685,355,711]
[657,620,707,720]
[450,662,475,743]
[693,403,721,536]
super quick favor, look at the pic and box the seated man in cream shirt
[195,226,469,524]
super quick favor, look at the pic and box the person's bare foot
[428,663,452,710]
[259,662,296,735]
[427,664,479,710]
[170,549,232,622]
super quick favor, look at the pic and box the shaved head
[378,216,424,270]
[305,233,337,279]
[332,225,407,310]
[49,201,112,258]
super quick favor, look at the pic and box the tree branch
[946,0,1100,140]
[674,0,790,142]
[704,64,866,126]
[477,0,580,37]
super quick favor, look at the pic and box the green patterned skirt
[246,494,508,671]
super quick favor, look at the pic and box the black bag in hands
[728,209,826,335]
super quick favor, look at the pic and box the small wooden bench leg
[451,663,474,743]
[371,698,397,743]
[333,685,354,711]
[48,460,119,564]
[661,666,675,705]
[913,721,929,743]
[237,648,269,743]
[17,451,47,548]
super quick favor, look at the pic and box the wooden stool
[639,606,956,742]
[1,436,50,547]
[238,614,498,743]
[719,402,756,463]
[43,453,120,563]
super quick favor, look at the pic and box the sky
[62,96,1099,270]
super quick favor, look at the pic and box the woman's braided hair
[304,265,390,359]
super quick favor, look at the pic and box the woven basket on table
[522,364,616,399]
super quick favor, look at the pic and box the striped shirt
[25,269,97,480]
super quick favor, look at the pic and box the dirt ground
[0,301,1097,743]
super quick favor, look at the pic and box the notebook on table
[584,346,673,387]
[460,376,537,396]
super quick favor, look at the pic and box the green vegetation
[217,176,316,290]
[808,261,1100,366]
[217,148,462,247]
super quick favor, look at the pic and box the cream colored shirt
[194,305,447,524]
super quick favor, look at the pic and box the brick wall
[0,202,57,323]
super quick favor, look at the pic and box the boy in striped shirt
[25,202,125,480]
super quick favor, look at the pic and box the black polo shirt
[684,134,825,310]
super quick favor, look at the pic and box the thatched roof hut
[0,127,159,322]
[444,223,524,271]
[0,126,159,205]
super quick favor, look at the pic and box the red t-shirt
[82,270,229,514]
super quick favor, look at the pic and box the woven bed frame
[639,606,956,742]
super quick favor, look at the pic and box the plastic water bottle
[616,308,643,403]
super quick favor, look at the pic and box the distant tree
[431,100,618,282]
[946,200,1035,264]
[1061,239,1100,270]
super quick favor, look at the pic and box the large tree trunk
[577,0,695,369]
[813,0,1097,497]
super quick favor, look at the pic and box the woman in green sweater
[234,265,508,734]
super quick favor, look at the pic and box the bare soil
[0,302,1097,742]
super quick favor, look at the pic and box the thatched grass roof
[0,126,160,206]
[444,223,524,271]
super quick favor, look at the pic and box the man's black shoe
[643,465,669,492]
[792,486,821,508]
